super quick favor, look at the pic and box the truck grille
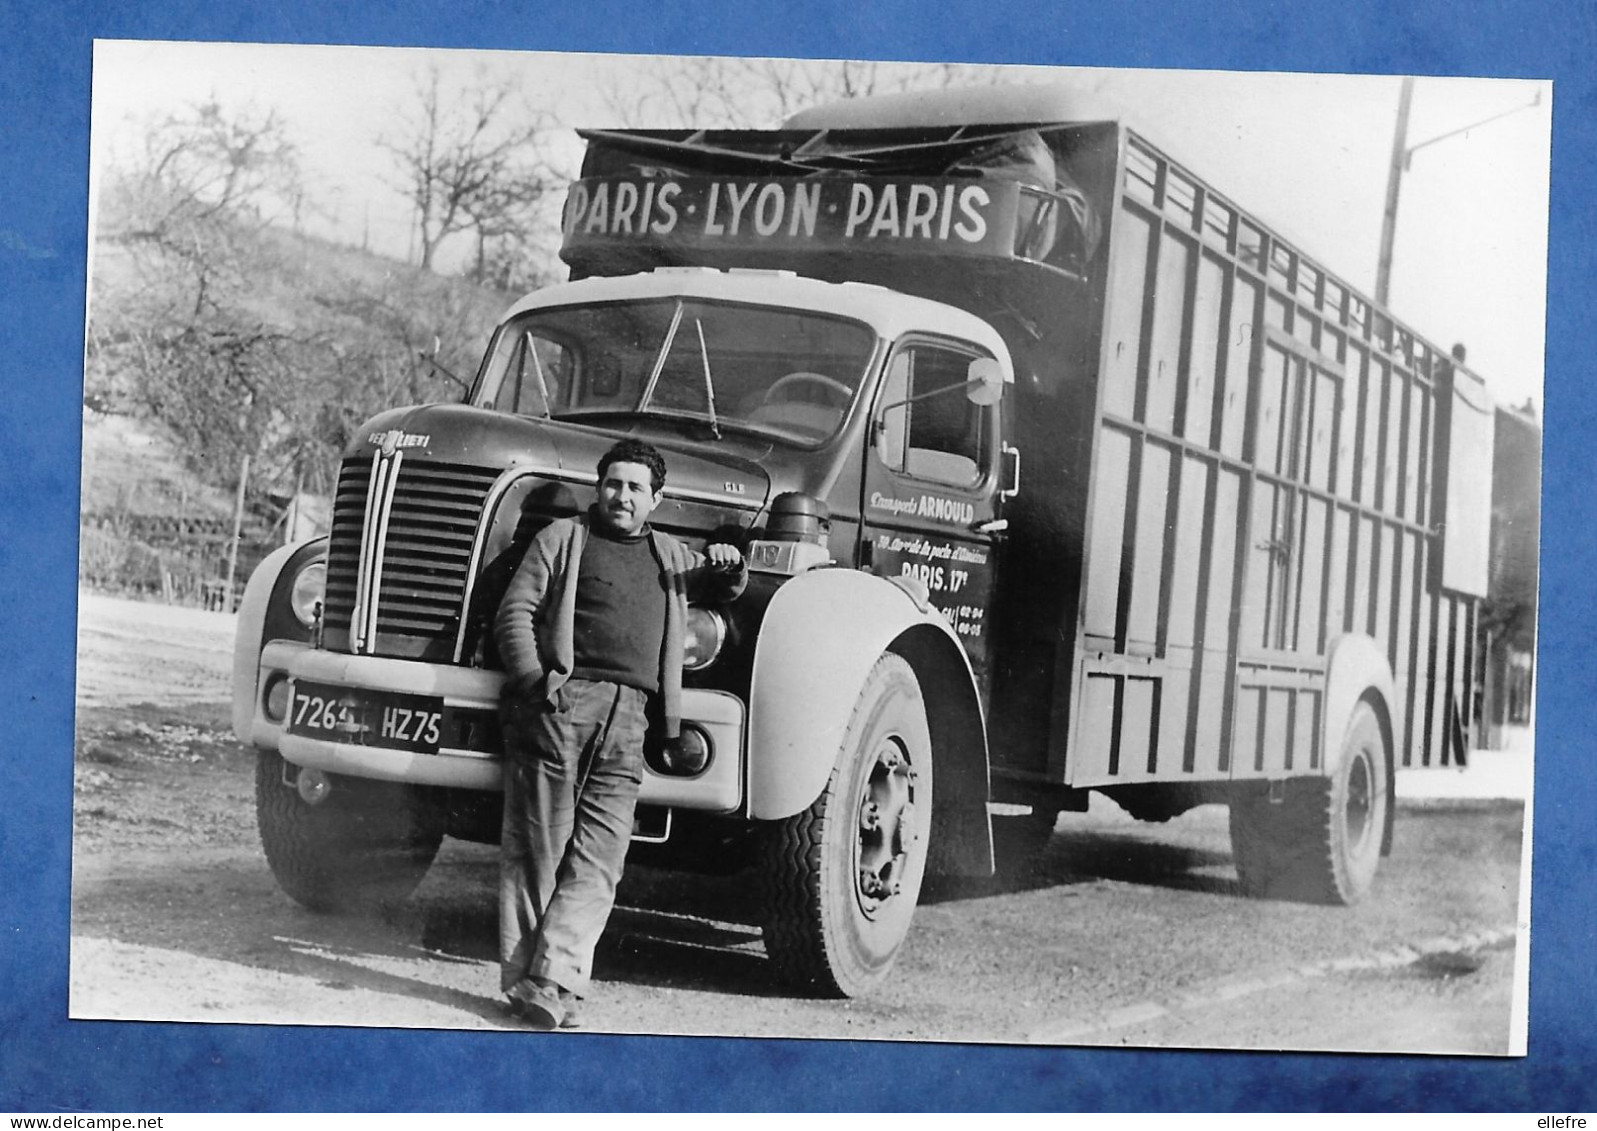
[323,455,500,656]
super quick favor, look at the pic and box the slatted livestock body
[570,90,1495,899]
[1067,130,1488,794]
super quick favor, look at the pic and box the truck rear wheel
[760,654,933,998]
[1229,700,1390,905]
[255,749,444,913]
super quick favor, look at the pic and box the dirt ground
[70,592,1528,1051]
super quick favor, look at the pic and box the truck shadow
[68,820,1243,1021]
[407,863,786,1001]
[924,827,1243,903]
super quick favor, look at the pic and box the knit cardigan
[494,512,747,739]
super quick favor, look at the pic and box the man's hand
[705,543,743,572]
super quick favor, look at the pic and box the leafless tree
[103,99,302,322]
[600,56,1003,129]
[380,67,556,272]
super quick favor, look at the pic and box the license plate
[286,681,445,755]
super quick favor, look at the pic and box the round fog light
[664,727,712,776]
[296,767,332,805]
[262,673,290,723]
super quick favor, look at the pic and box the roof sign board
[560,175,1023,262]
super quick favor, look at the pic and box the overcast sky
[89,40,1551,414]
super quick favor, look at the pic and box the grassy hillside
[82,215,540,604]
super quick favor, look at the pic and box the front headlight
[683,606,727,671]
[289,560,327,628]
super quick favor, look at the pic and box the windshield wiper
[522,331,552,418]
[637,301,685,411]
[694,317,721,440]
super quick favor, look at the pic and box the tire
[760,654,934,997]
[255,749,445,913]
[1229,700,1391,905]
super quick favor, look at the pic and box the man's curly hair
[597,438,667,495]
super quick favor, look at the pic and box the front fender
[230,538,326,740]
[747,569,993,873]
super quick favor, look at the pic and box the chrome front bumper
[248,640,746,811]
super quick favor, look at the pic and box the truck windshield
[476,298,877,445]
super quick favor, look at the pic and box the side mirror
[965,357,1006,406]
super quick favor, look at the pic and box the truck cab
[235,263,1015,998]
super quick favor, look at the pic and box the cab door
[859,337,1007,685]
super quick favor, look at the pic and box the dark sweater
[570,523,668,692]
[494,514,748,739]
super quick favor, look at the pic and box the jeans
[499,677,650,996]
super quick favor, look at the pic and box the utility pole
[1375,77,1415,310]
[1374,77,1541,311]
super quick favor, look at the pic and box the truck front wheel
[1229,700,1391,905]
[759,654,933,997]
[255,749,445,912]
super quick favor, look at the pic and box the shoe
[557,988,581,1030]
[505,979,564,1031]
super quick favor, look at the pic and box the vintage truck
[233,86,1492,997]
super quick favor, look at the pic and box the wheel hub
[1346,748,1374,849]
[856,737,917,917]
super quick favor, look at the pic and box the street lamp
[1374,76,1542,309]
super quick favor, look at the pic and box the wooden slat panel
[1262,686,1293,774]
[1326,504,1352,640]
[1208,468,1244,653]
[1300,689,1323,770]
[1336,342,1366,499]
[1232,683,1263,778]
[1383,365,1406,516]
[1084,428,1133,643]
[1375,520,1397,662]
[1166,454,1210,658]
[1121,676,1157,778]
[1297,494,1329,655]
[1359,353,1383,506]
[1187,254,1226,446]
[1075,672,1119,782]
[1443,595,1465,766]
[1350,513,1376,640]
[1414,388,1432,528]
[1126,441,1173,652]
[1104,209,1152,421]
[1407,571,1433,768]
[1427,597,1454,767]
[1159,672,1193,777]
[1144,232,1190,434]
[1244,483,1279,649]
[1219,275,1257,460]
[1194,655,1230,773]
[1391,529,1418,754]
[1256,343,1288,475]
[1404,375,1425,523]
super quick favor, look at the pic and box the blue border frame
[3,1,1592,1112]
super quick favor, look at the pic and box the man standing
[494,438,745,1029]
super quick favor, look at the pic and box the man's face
[595,459,663,536]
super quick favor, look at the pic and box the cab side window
[876,344,988,487]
